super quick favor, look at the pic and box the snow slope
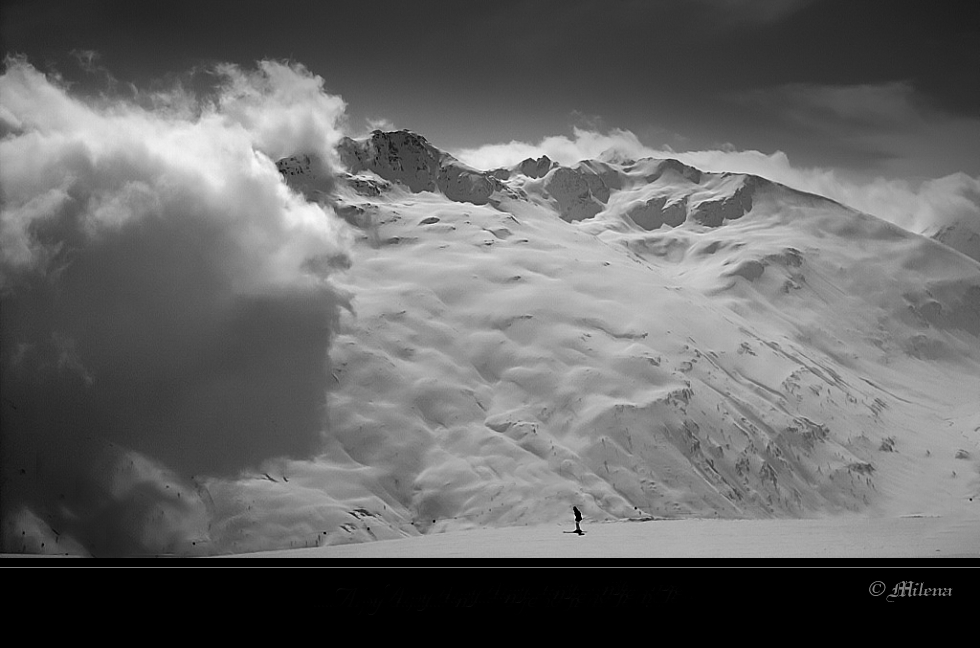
[7,130,979,557]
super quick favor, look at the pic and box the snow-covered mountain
[10,128,977,558]
[225,129,980,555]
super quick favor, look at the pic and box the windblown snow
[4,115,979,556]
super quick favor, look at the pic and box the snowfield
[223,514,980,559]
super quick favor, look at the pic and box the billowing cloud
[0,57,351,556]
[454,126,980,261]
[212,60,348,166]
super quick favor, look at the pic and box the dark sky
[2,0,978,178]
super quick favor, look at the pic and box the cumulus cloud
[0,57,351,556]
[454,126,980,259]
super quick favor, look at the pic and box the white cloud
[0,57,352,556]
[212,60,348,166]
[455,127,649,168]
[365,116,396,133]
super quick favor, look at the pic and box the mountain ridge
[283,128,872,235]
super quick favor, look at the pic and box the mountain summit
[337,129,503,205]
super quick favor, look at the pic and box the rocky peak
[338,129,501,205]
[518,155,555,179]
[275,153,333,200]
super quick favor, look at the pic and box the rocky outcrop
[624,196,688,230]
[688,175,767,227]
[337,130,500,205]
[519,155,555,179]
[276,153,333,200]
[541,161,624,222]
[543,167,607,221]
[643,158,703,185]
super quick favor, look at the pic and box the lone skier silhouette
[573,506,584,535]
